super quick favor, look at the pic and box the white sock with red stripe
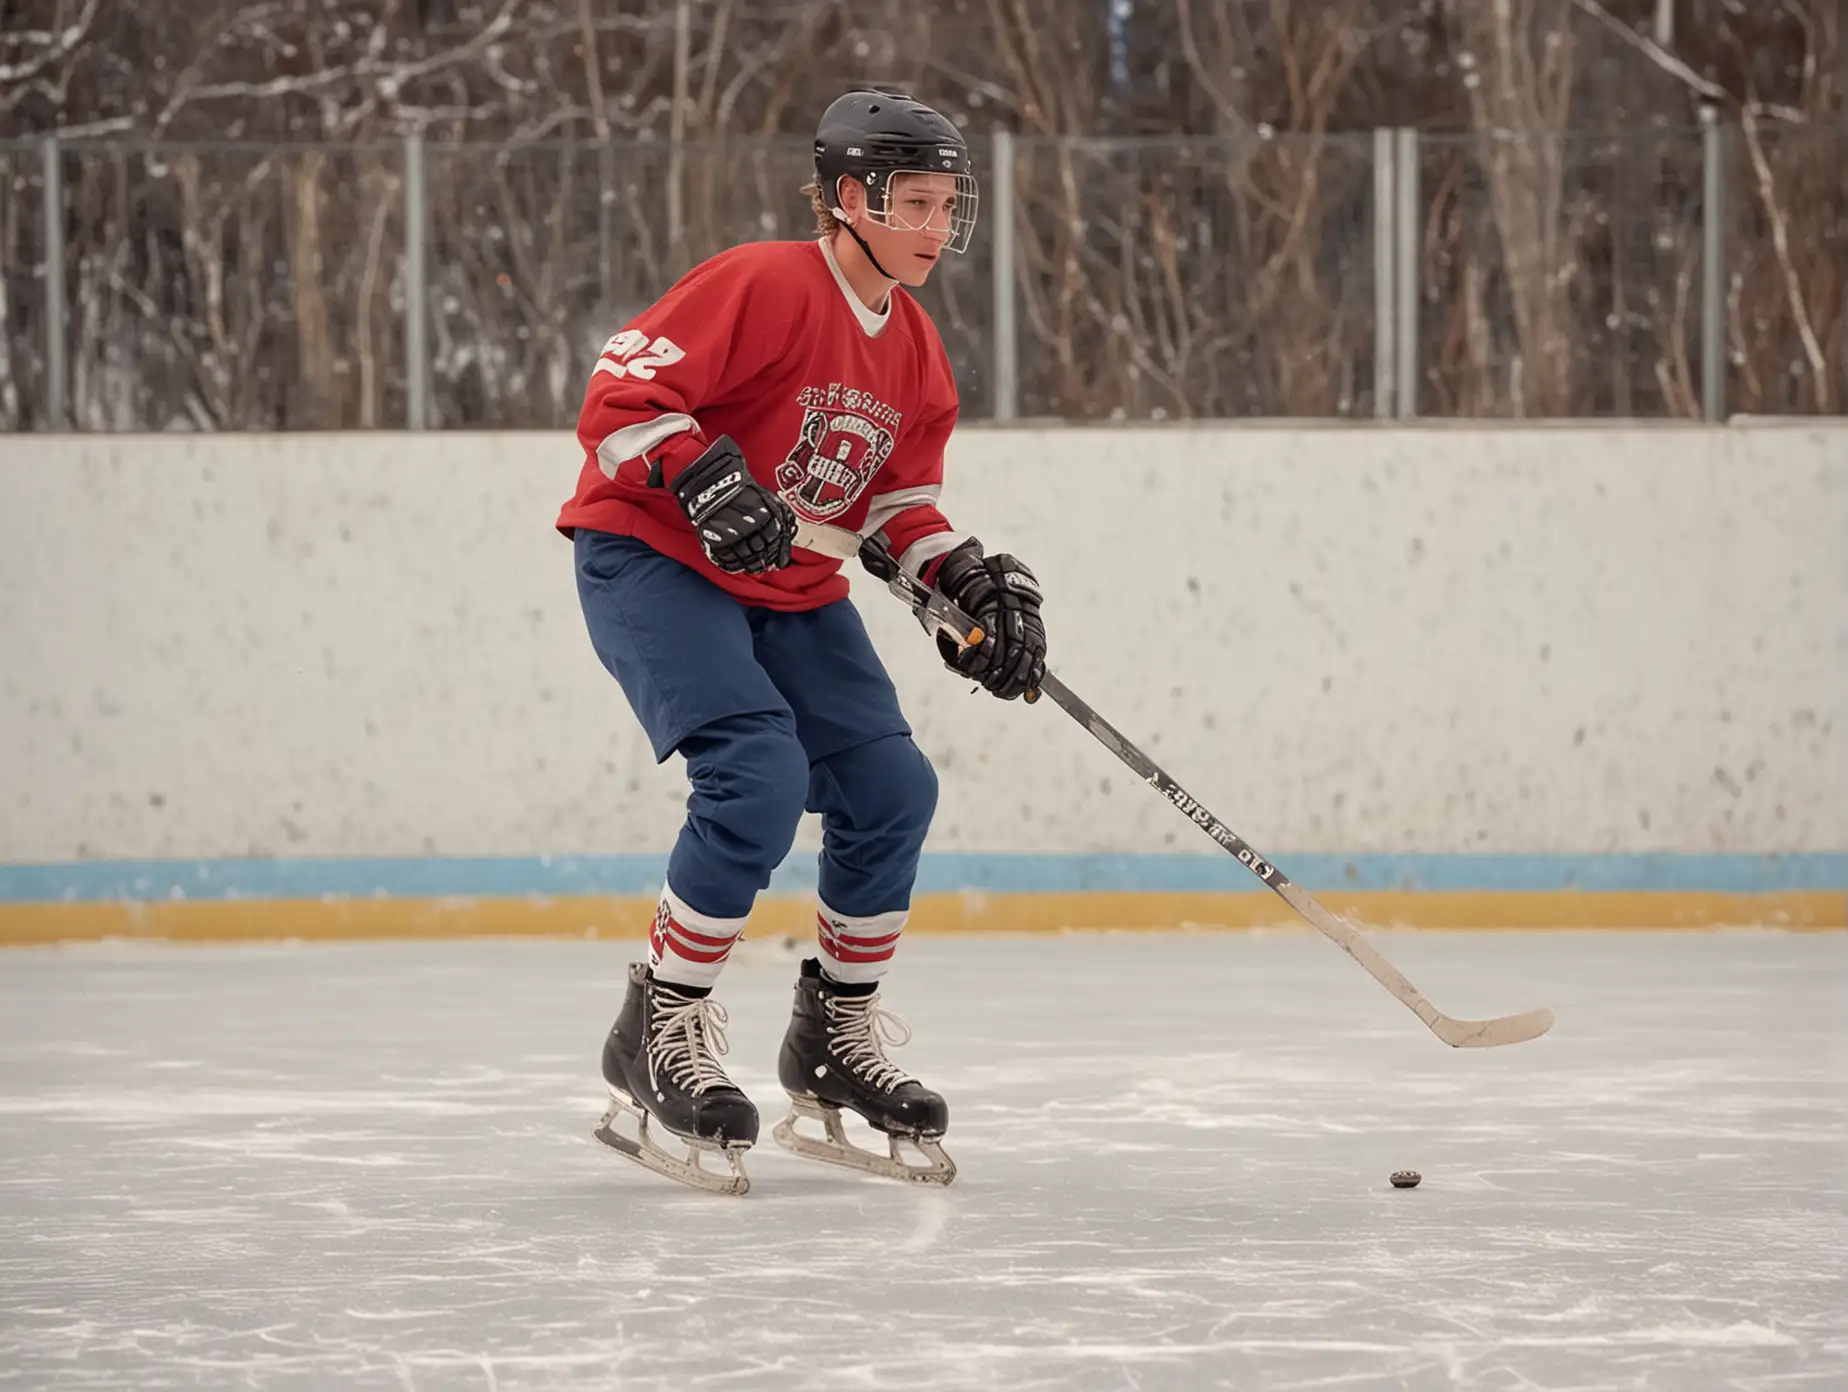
[815,901,907,986]
[648,885,746,991]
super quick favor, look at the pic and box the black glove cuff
[932,538,994,610]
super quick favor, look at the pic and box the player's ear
[836,175,865,223]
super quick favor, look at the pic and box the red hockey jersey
[557,238,968,611]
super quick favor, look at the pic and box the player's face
[862,173,960,285]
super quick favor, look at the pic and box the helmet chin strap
[837,211,899,284]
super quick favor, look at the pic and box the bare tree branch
[0,0,101,83]
[1571,0,1731,101]
[1737,103,1832,409]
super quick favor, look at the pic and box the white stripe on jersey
[595,413,700,479]
[896,529,970,578]
[862,484,943,537]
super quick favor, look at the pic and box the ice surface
[1,930,1844,1391]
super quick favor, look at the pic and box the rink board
[2,853,1841,944]
[5,428,1844,875]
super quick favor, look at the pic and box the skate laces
[646,992,736,1096]
[824,993,914,1093]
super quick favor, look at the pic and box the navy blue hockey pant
[573,529,937,921]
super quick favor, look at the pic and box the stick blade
[1429,1006,1555,1049]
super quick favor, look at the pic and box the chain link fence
[2,125,1841,430]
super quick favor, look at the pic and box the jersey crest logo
[776,406,896,522]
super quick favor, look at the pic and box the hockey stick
[845,530,1555,1050]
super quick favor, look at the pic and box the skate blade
[771,1095,957,1186]
[594,1090,751,1197]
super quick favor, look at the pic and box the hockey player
[557,89,1049,1195]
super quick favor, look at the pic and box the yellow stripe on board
[0,890,1840,946]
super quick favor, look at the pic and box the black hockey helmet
[813,89,978,253]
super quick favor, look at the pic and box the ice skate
[594,963,758,1196]
[771,958,955,1185]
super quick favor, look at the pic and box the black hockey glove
[930,539,1048,701]
[657,434,795,575]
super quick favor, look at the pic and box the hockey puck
[1390,1170,1422,1189]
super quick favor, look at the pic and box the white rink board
[1,425,1844,862]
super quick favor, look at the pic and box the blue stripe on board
[0,852,1843,904]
